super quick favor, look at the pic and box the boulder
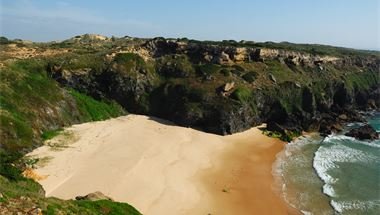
[75,191,113,201]
[338,114,348,120]
[345,124,379,140]
[223,82,235,92]
[269,74,277,83]
[331,122,343,132]
[216,51,232,64]
[27,207,42,215]
[368,99,377,109]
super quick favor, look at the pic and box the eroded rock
[75,191,114,201]
[345,124,379,140]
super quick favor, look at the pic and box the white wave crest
[331,199,380,214]
[313,139,377,197]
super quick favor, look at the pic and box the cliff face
[45,37,380,136]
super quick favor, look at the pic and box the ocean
[274,112,380,215]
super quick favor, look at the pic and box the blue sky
[1,0,379,50]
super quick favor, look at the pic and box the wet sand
[192,126,300,215]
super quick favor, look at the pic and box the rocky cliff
[44,36,380,136]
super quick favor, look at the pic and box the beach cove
[26,115,299,215]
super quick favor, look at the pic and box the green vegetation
[186,39,379,57]
[73,200,141,215]
[262,129,301,142]
[0,60,63,154]
[0,59,125,158]
[344,70,379,91]
[69,89,125,121]
[114,53,144,65]
[0,175,141,214]
[156,54,195,78]
[220,68,231,77]
[41,129,63,141]
[0,36,10,45]
[242,71,258,83]
[196,64,221,76]
[231,86,252,103]
[0,59,133,214]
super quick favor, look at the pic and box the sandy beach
[26,115,298,215]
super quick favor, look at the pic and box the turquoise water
[276,112,380,215]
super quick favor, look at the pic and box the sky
[1,0,379,50]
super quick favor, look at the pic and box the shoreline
[191,126,300,215]
[271,133,319,215]
[26,115,300,214]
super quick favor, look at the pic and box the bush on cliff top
[231,86,252,103]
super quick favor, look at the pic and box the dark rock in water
[345,125,379,140]
[75,191,113,201]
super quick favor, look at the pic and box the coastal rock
[338,114,348,120]
[218,103,258,134]
[216,51,232,64]
[266,122,286,134]
[75,191,114,201]
[223,82,235,92]
[28,207,42,215]
[269,74,277,83]
[331,122,343,132]
[44,37,380,136]
[345,125,379,140]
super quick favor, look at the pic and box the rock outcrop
[46,37,380,137]
[75,191,114,201]
[345,125,379,140]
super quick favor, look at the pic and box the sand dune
[27,115,298,215]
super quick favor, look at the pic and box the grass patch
[230,86,252,103]
[69,89,125,121]
[196,64,221,76]
[0,175,141,215]
[242,71,258,83]
[262,129,301,142]
[73,200,142,215]
[156,54,195,78]
[45,130,77,151]
[41,128,63,141]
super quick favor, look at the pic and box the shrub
[220,69,231,77]
[242,71,258,83]
[157,55,195,78]
[114,53,144,65]
[41,128,63,140]
[196,64,221,76]
[231,86,252,103]
[0,36,9,44]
